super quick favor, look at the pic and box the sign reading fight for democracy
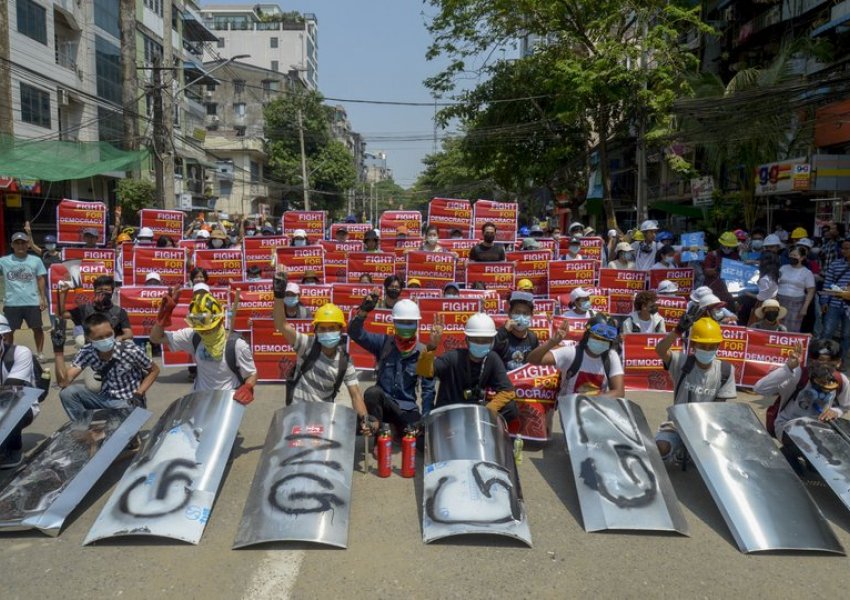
[139,209,184,240]
[717,325,747,385]
[465,262,515,297]
[472,199,518,242]
[417,297,482,353]
[119,243,134,284]
[551,315,590,343]
[405,251,456,289]
[582,287,611,313]
[720,258,759,295]
[622,333,683,391]
[506,250,550,296]
[547,260,597,297]
[379,210,422,239]
[231,289,274,331]
[577,236,605,265]
[250,318,313,381]
[62,248,116,275]
[655,294,687,329]
[332,283,380,314]
[320,241,361,283]
[47,263,98,312]
[329,222,373,240]
[193,249,244,285]
[56,199,107,245]
[132,247,187,286]
[275,246,325,282]
[242,236,289,279]
[506,364,561,441]
[282,210,326,243]
[295,283,333,312]
[441,239,477,283]
[599,268,647,291]
[649,268,695,296]
[490,314,551,343]
[118,286,171,338]
[427,198,472,238]
[346,252,395,283]
[607,289,638,316]
[741,330,809,387]
[458,289,500,314]
[348,309,395,370]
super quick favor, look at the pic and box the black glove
[273,270,288,299]
[675,312,695,335]
[131,393,147,408]
[51,318,66,349]
[359,292,380,314]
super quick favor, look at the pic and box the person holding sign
[493,291,540,371]
[651,245,678,270]
[751,299,788,332]
[281,282,312,319]
[420,225,445,253]
[561,287,596,319]
[378,275,403,310]
[621,291,666,334]
[563,237,584,261]
[607,242,636,270]
[469,222,506,262]
[363,229,380,252]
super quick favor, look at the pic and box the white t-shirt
[606,260,635,270]
[621,312,666,334]
[0,344,39,416]
[166,328,256,391]
[562,308,595,319]
[778,265,815,298]
[291,331,359,403]
[551,344,623,397]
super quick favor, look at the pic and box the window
[270,36,278,48]
[233,102,246,117]
[20,83,50,129]
[206,82,216,92]
[262,80,280,92]
[98,107,123,144]
[144,0,163,17]
[206,103,217,116]
[234,80,245,94]
[95,36,122,103]
[143,35,163,65]
[270,60,279,72]
[250,161,260,182]
[235,126,246,137]
[17,0,47,44]
[94,0,121,38]
[219,180,232,197]
[217,37,225,48]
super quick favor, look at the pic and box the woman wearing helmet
[493,291,540,371]
[527,313,624,397]
[607,242,635,269]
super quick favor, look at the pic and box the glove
[273,270,288,299]
[360,414,379,435]
[675,312,695,335]
[156,287,182,327]
[131,393,146,408]
[51,318,66,350]
[234,383,254,405]
[359,292,380,314]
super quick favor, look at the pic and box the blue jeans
[823,305,850,363]
[59,385,131,421]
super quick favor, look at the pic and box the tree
[425,0,709,229]
[411,137,502,204]
[116,178,156,221]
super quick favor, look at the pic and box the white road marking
[241,549,305,600]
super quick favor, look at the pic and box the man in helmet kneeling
[349,292,435,432]
[654,315,736,465]
[416,312,518,421]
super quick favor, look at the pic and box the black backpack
[2,345,49,401]
[191,332,246,385]
[673,354,733,402]
[285,336,350,405]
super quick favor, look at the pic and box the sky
[202,0,461,188]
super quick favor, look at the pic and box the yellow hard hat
[312,303,346,328]
[632,230,645,242]
[517,278,534,291]
[718,231,738,247]
[791,227,808,240]
[690,317,723,344]
[116,233,132,243]
[186,291,224,331]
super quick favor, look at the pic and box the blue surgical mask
[586,337,610,356]
[511,314,532,329]
[694,348,717,364]
[45,243,56,251]
[317,332,341,349]
[294,239,306,247]
[577,299,591,311]
[468,342,492,358]
[569,245,580,254]
[751,240,764,250]
[284,296,299,307]
[92,336,115,352]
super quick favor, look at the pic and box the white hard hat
[796,237,814,249]
[391,299,421,321]
[615,242,632,253]
[0,315,11,335]
[697,292,724,310]
[138,227,154,239]
[145,271,162,282]
[293,229,307,238]
[570,287,591,302]
[763,234,782,247]
[464,313,497,338]
[689,286,713,303]
[568,222,584,232]
[196,229,210,239]
[639,219,659,232]
[656,279,679,294]
[285,282,300,295]
[192,282,210,293]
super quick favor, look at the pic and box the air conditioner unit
[57,88,69,106]
[211,115,220,122]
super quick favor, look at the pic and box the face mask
[640,242,653,253]
[763,311,779,322]
[45,243,56,251]
[92,336,115,352]
[93,292,113,311]
[569,245,580,254]
[284,296,299,307]
[395,325,417,339]
[294,239,306,247]
[722,247,734,255]
[586,337,610,355]
[694,348,717,364]
[427,235,438,244]
[663,256,674,265]
[790,257,801,266]
[385,288,401,299]
[711,308,725,321]
[622,252,634,261]
[511,314,532,330]
[468,341,492,359]
[211,239,224,248]
[577,299,591,311]
[317,332,341,349]
[445,293,459,298]
[483,233,496,243]
[751,240,764,250]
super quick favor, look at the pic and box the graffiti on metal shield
[425,461,521,525]
[269,432,345,515]
[118,458,199,518]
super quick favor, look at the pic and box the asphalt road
[3,331,850,600]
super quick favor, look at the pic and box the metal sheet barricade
[0,387,42,449]
[0,408,150,535]
[785,417,850,516]
[669,402,843,554]
[84,391,244,545]
[422,404,532,546]
[560,395,688,534]
[233,402,356,549]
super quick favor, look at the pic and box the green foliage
[411,138,503,204]
[116,178,156,221]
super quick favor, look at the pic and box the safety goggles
[588,323,618,341]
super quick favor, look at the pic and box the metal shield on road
[422,404,531,546]
[560,395,688,534]
[233,402,356,549]
[0,408,151,535]
[670,402,843,554]
[785,417,850,515]
[0,386,42,449]
[84,390,244,545]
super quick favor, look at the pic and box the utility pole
[635,19,649,223]
[161,0,175,209]
[0,0,13,136]
[152,59,166,204]
[119,0,138,153]
[298,109,310,210]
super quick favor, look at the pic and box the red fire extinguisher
[401,427,416,478]
[377,424,392,478]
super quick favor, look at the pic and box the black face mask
[386,288,401,299]
[93,292,113,311]
[790,258,801,266]
[483,233,496,244]
[763,311,779,322]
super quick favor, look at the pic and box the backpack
[2,345,49,401]
[765,368,844,438]
[285,336,350,405]
[191,332,245,385]
[565,342,612,390]
[673,354,732,404]
[630,315,664,333]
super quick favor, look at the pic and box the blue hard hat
[44,235,57,243]
[519,226,530,236]
[657,230,674,242]
[344,214,358,223]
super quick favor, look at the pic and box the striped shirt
[291,332,358,403]
[820,258,850,311]
[72,340,153,401]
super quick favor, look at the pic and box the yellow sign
[5,193,22,208]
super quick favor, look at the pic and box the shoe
[0,449,23,470]
[35,353,46,364]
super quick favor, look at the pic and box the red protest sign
[506,250,550,295]
[717,325,747,385]
[405,251,456,289]
[346,252,395,283]
[552,315,590,343]
[250,318,314,381]
[465,261,515,298]
[139,209,184,241]
[547,260,597,297]
[332,283,380,315]
[48,264,99,312]
[418,297,482,323]
[506,364,561,441]
[578,236,604,265]
[132,247,187,285]
[622,333,682,391]
[599,268,646,291]
[231,289,275,331]
[441,239,477,283]
[348,309,395,370]
[320,241,361,283]
[649,268,695,296]
[400,288,442,301]
[193,249,244,285]
[741,330,810,388]
[656,295,687,330]
[608,290,636,316]
[62,248,116,274]
[457,289,501,314]
[243,236,288,279]
[276,246,325,282]
[160,304,193,367]
[296,283,333,312]
[229,280,271,292]
[282,210,326,243]
[330,223,373,241]
[490,314,551,344]
[118,243,134,284]
[379,210,422,239]
[118,286,169,338]
[56,199,107,245]
[472,199,517,242]
[428,198,472,238]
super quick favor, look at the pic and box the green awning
[649,201,704,218]
[0,136,148,181]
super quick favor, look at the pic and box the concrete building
[365,152,392,184]
[330,104,366,182]
[200,3,318,91]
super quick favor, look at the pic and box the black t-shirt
[469,242,505,262]
[433,349,513,407]
[492,327,539,371]
[70,303,131,336]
